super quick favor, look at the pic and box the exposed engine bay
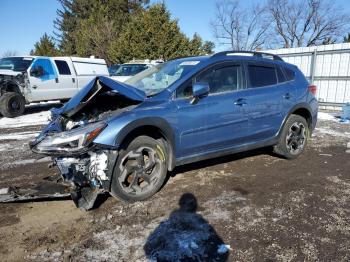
[0,73,26,95]
[30,77,144,210]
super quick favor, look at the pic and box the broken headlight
[32,122,107,155]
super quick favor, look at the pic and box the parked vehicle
[30,51,318,210]
[110,59,162,82]
[108,64,120,76]
[0,56,109,117]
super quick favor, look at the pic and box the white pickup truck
[0,56,109,117]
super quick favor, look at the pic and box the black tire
[110,136,168,202]
[274,114,309,159]
[0,92,25,118]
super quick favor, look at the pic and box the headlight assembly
[32,122,106,155]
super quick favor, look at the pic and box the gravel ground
[0,106,349,262]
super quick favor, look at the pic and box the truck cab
[0,56,109,117]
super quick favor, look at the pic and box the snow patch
[317,112,338,122]
[0,111,50,129]
[314,127,350,138]
[0,131,39,141]
[0,144,12,152]
[0,157,51,169]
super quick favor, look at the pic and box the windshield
[125,59,201,96]
[112,64,149,77]
[0,57,33,72]
[108,64,120,75]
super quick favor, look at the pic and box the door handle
[234,98,247,106]
[72,78,76,83]
[32,85,37,89]
[284,93,292,99]
[55,78,59,83]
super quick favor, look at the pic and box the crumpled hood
[61,76,146,117]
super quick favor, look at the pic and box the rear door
[241,61,288,141]
[173,62,250,157]
[53,59,78,99]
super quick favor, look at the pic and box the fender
[276,102,313,138]
[0,78,22,95]
[114,117,176,170]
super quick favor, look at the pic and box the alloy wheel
[117,146,162,196]
[285,122,307,155]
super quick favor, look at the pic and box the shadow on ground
[144,193,229,261]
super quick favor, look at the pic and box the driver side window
[198,65,241,94]
[31,59,56,80]
[176,64,241,98]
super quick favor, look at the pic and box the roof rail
[211,50,283,61]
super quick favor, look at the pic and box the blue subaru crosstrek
[30,51,318,210]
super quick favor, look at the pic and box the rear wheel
[0,92,25,118]
[111,136,168,202]
[274,114,309,159]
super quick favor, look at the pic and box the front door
[173,62,250,158]
[27,58,59,102]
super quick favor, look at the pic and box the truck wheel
[0,92,25,118]
[274,114,309,159]
[111,136,168,202]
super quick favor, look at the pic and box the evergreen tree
[321,37,336,45]
[343,33,350,43]
[189,33,204,55]
[201,41,215,54]
[54,0,148,60]
[108,4,211,63]
[30,33,60,56]
[33,1,213,63]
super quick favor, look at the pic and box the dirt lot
[0,105,349,262]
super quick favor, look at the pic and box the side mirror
[191,82,210,104]
[30,66,44,77]
[193,82,209,97]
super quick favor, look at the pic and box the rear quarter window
[248,65,277,88]
[276,66,286,83]
[54,60,71,75]
[284,67,295,81]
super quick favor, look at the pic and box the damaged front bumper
[53,150,118,210]
[29,77,145,210]
[30,122,118,210]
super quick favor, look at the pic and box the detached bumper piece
[71,187,101,211]
[0,183,71,203]
[55,150,118,211]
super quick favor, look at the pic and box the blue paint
[36,54,318,165]
[31,58,57,81]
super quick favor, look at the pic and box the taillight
[308,84,317,95]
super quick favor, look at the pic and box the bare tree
[268,0,350,47]
[1,50,18,58]
[211,0,271,50]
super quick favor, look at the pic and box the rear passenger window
[284,68,295,81]
[248,65,277,88]
[54,60,71,75]
[197,65,241,94]
[276,66,286,83]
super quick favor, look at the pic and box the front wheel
[274,114,309,159]
[110,136,168,202]
[0,92,25,118]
